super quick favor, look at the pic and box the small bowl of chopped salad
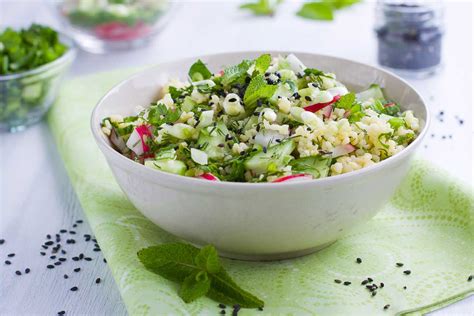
[91,52,429,260]
[0,24,76,132]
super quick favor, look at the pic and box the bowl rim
[91,50,430,188]
[0,31,77,81]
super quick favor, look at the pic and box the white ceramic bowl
[91,51,429,260]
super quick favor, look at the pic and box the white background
[0,0,472,315]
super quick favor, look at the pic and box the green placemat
[48,69,474,315]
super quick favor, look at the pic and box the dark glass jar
[375,0,444,78]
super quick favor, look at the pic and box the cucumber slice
[196,122,229,160]
[356,84,385,102]
[289,156,331,179]
[181,96,196,112]
[164,123,195,140]
[270,81,296,104]
[244,139,295,175]
[144,159,187,175]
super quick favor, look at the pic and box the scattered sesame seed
[0,239,4,245]
[343,281,351,286]
[46,234,51,239]
[218,304,226,309]
[69,231,76,235]
[45,241,54,246]
[383,304,390,310]
[40,252,46,256]
[50,255,57,259]
[60,229,67,233]
[70,286,78,292]
[64,274,69,279]
[403,270,411,275]
[25,268,30,274]
[334,279,342,284]
[468,275,473,282]
[380,282,384,288]
[361,280,369,285]
[15,270,22,275]
[220,311,226,315]
[372,291,377,297]
[58,311,65,315]
[47,265,54,269]
[403,286,407,290]
[396,263,404,267]
[74,268,81,272]
[305,96,312,101]
[356,258,362,264]
[367,277,373,282]
[59,258,67,262]
[54,262,62,266]
[103,258,107,263]
[7,253,15,257]
[5,260,11,265]
[76,220,83,224]
[72,257,79,261]
[84,257,92,261]
[41,245,48,250]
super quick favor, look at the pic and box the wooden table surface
[1,1,472,315]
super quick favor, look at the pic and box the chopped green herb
[188,59,212,82]
[240,0,282,16]
[297,2,334,21]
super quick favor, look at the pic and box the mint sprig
[240,0,282,16]
[254,54,272,75]
[243,74,278,110]
[297,2,334,20]
[137,243,264,308]
[188,59,212,82]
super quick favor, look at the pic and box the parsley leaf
[240,0,282,16]
[335,92,356,110]
[188,59,212,82]
[147,103,181,126]
[138,243,264,308]
[222,59,253,86]
[243,74,278,110]
[297,2,334,21]
[254,53,272,75]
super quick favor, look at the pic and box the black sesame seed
[0,239,4,245]
[383,304,390,310]
[74,268,81,272]
[403,270,411,275]
[372,291,377,297]
[258,307,264,311]
[45,241,54,246]
[47,265,54,269]
[79,254,84,259]
[93,248,101,252]
[40,252,46,256]
[356,258,362,264]
[343,281,351,286]
[70,286,78,292]
[7,253,15,257]
[403,286,407,290]
[64,274,69,279]
[380,282,384,288]
[367,277,373,282]
[220,311,226,315]
[46,234,51,239]
[25,268,30,274]
[58,311,65,315]
[50,255,57,259]
[15,270,21,275]
[41,245,48,250]
[59,258,67,262]
[361,280,368,285]
[103,258,107,263]
[468,275,473,282]
[95,278,101,284]
[305,96,312,101]
[334,279,342,284]
[396,262,404,267]
[5,260,11,265]
[263,147,267,153]
[60,229,67,233]
[72,224,77,228]
[61,250,67,255]
[459,119,464,125]
[54,262,62,266]
[219,304,226,309]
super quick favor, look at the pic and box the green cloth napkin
[48,69,474,316]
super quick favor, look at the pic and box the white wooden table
[0,1,472,315]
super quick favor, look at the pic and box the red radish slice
[198,173,220,181]
[343,110,351,118]
[272,174,313,183]
[332,144,356,158]
[135,125,152,153]
[304,95,340,113]
[94,21,151,41]
[218,70,224,76]
[322,105,333,119]
[384,102,395,108]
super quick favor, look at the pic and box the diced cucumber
[164,123,195,140]
[289,156,331,179]
[356,84,385,102]
[270,81,296,104]
[197,110,214,129]
[196,122,229,160]
[144,159,187,175]
[181,96,196,112]
[21,83,42,102]
[244,139,295,175]
[155,148,177,160]
[278,69,298,82]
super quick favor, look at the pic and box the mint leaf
[348,103,364,123]
[137,243,265,308]
[240,0,281,16]
[388,117,405,129]
[208,269,264,308]
[188,59,212,82]
[243,74,278,110]
[335,92,356,110]
[297,2,334,21]
[179,271,211,303]
[195,245,222,274]
[323,0,360,9]
[137,242,199,282]
[222,59,253,86]
[254,54,272,75]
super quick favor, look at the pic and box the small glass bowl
[0,33,76,133]
[51,0,174,53]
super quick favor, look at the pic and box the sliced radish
[322,105,333,119]
[191,148,208,165]
[332,144,356,158]
[343,110,351,118]
[126,125,152,155]
[272,174,313,183]
[384,102,395,108]
[198,173,220,181]
[94,21,151,41]
[303,95,340,113]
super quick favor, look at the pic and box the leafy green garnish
[297,2,334,20]
[240,0,282,16]
[254,54,272,75]
[290,156,331,178]
[335,92,356,110]
[388,117,405,129]
[0,24,68,75]
[137,243,264,308]
[348,103,364,123]
[147,103,181,126]
[222,59,253,86]
[383,102,401,116]
[243,74,278,110]
[188,59,212,82]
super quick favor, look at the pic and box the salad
[101,54,420,183]
[59,0,169,41]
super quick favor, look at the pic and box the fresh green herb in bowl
[0,24,76,132]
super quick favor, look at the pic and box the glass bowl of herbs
[0,24,76,132]
[51,0,174,53]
